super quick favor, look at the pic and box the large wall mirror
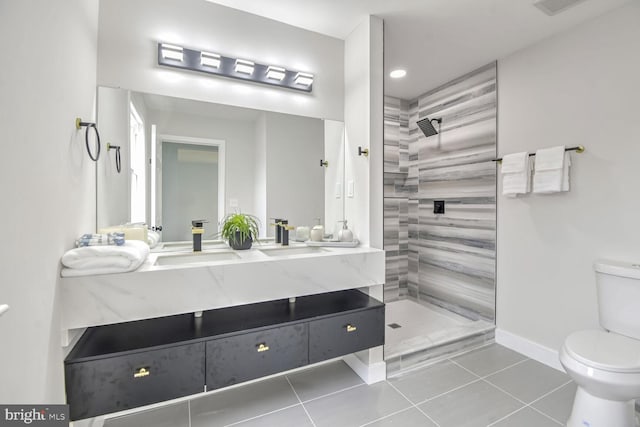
[96,87,345,243]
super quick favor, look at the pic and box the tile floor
[103,343,579,427]
[385,299,493,359]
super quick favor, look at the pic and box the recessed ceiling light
[390,69,407,79]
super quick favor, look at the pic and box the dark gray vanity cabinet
[65,289,384,421]
[65,343,205,421]
[206,323,308,389]
[309,306,385,363]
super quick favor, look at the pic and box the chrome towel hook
[75,118,101,162]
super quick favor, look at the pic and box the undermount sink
[154,251,240,266]
[259,246,327,257]
[159,241,227,251]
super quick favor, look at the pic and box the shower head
[417,117,442,138]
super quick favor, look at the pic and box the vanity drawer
[65,342,205,421]
[309,306,385,364]
[206,324,308,390]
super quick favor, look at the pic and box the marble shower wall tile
[383,63,497,322]
[383,96,410,300]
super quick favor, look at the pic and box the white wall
[98,0,344,121]
[343,16,385,369]
[0,0,99,402]
[264,113,324,234]
[344,16,384,248]
[497,1,640,356]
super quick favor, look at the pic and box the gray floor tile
[485,359,570,403]
[531,382,577,424]
[231,405,313,427]
[452,344,528,377]
[286,360,364,402]
[190,376,299,427]
[388,360,478,404]
[104,402,189,427]
[304,382,411,427]
[490,407,561,427]
[419,380,523,427]
[365,407,438,426]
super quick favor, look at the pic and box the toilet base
[567,387,638,427]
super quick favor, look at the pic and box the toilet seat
[564,329,640,373]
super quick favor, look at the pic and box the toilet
[560,260,640,427]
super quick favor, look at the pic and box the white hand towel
[501,152,531,197]
[533,146,570,193]
[60,240,150,276]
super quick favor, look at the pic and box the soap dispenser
[338,220,353,242]
[310,218,324,242]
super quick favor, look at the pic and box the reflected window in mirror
[130,102,146,223]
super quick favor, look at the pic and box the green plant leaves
[220,213,260,245]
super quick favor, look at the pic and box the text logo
[0,405,68,426]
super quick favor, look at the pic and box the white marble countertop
[60,243,385,335]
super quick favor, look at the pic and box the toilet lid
[564,329,640,373]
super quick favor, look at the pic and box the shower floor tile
[385,299,493,359]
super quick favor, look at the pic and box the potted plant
[219,212,260,250]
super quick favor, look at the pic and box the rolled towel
[147,230,160,248]
[501,152,531,197]
[61,240,150,277]
[533,146,570,193]
[75,232,125,247]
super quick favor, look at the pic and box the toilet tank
[595,260,640,340]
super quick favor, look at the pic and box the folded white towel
[501,152,531,197]
[534,145,565,171]
[533,146,571,193]
[60,240,150,277]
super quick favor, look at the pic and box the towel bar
[493,145,584,163]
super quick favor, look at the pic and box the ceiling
[205,0,631,99]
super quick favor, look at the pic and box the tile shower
[384,63,497,373]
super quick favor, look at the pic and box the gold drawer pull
[257,343,270,352]
[346,324,357,333]
[134,367,150,378]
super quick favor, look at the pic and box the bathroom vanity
[61,244,386,421]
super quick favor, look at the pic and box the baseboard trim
[343,354,386,384]
[495,328,564,372]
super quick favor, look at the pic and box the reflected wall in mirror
[96,87,345,243]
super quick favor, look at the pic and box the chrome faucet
[191,219,207,252]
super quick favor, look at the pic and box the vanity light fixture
[160,43,184,61]
[235,59,255,75]
[294,72,314,87]
[201,52,221,68]
[157,43,313,92]
[266,66,286,81]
